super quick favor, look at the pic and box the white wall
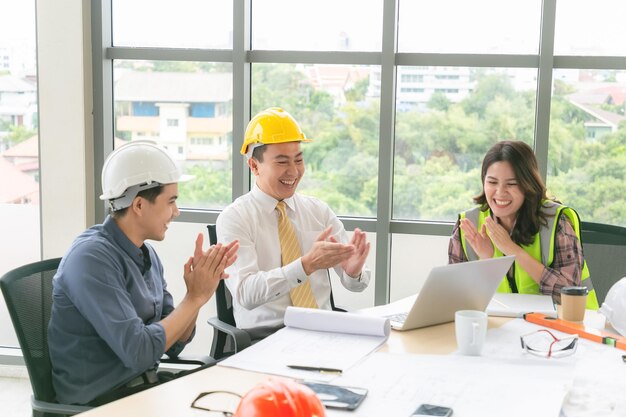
[0,205,41,346]
[38,0,94,260]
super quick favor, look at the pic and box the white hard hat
[599,277,626,337]
[99,141,191,210]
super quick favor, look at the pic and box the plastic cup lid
[561,286,589,296]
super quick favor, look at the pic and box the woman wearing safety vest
[448,140,598,309]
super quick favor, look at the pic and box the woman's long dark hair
[473,141,554,246]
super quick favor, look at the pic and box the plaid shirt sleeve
[448,220,467,264]
[539,215,583,299]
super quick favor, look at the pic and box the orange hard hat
[233,378,326,417]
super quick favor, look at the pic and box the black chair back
[0,258,61,403]
[207,224,236,327]
[580,222,626,305]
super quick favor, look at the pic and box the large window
[554,0,626,56]
[252,0,383,51]
[398,0,542,54]
[113,60,233,210]
[547,1,626,224]
[547,73,626,225]
[393,67,537,221]
[112,0,233,49]
[98,1,626,306]
[0,0,39,347]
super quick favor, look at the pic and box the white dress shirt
[216,185,370,329]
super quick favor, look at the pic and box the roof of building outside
[1,135,38,158]
[0,157,39,203]
[114,71,233,103]
[0,75,37,93]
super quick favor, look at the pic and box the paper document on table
[285,306,390,336]
[487,293,556,318]
[329,352,573,417]
[220,307,390,381]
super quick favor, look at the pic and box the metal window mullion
[554,55,626,70]
[534,0,557,180]
[105,47,233,62]
[248,50,381,66]
[396,53,539,68]
[390,221,454,236]
[232,0,251,199]
[374,0,399,306]
[92,0,114,223]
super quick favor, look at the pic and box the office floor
[0,366,32,417]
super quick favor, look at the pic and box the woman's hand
[459,218,494,259]
[484,216,520,256]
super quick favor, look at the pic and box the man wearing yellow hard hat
[217,107,371,331]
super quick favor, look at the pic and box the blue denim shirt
[48,216,189,404]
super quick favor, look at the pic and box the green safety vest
[459,201,599,310]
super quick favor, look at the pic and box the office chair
[0,258,91,417]
[207,225,268,359]
[1,258,212,416]
[580,222,626,306]
[206,224,346,359]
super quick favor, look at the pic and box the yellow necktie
[276,201,318,309]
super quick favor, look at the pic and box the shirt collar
[251,184,297,213]
[103,215,151,272]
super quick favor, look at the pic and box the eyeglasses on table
[190,390,241,415]
[520,329,578,358]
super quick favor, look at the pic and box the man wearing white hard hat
[48,141,239,405]
[217,108,371,332]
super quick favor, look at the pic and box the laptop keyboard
[385,312,408,324]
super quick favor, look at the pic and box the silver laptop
[388,256,515,331]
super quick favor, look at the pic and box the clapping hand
[330,228,370,278]
[484,216,518,256]
[459,218,494,259]
[192,233,239,278]
[184,233,239,304]
[301,227,355,275]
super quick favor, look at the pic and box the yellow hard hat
[241,107,312,155]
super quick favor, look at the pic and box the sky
[111,0,626,56]
[0,0,36,43]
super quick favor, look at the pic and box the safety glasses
[520,329,578,358]
[190,390,241,415]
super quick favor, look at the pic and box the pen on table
[287,365,343,375]
[491,298,509,309]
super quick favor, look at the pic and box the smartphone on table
[301,381,368,410]
[411,403,453,417]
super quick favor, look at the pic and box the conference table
[80,314,624,417]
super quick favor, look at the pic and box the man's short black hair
[109,185,164,218]
[251,145,268,162]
